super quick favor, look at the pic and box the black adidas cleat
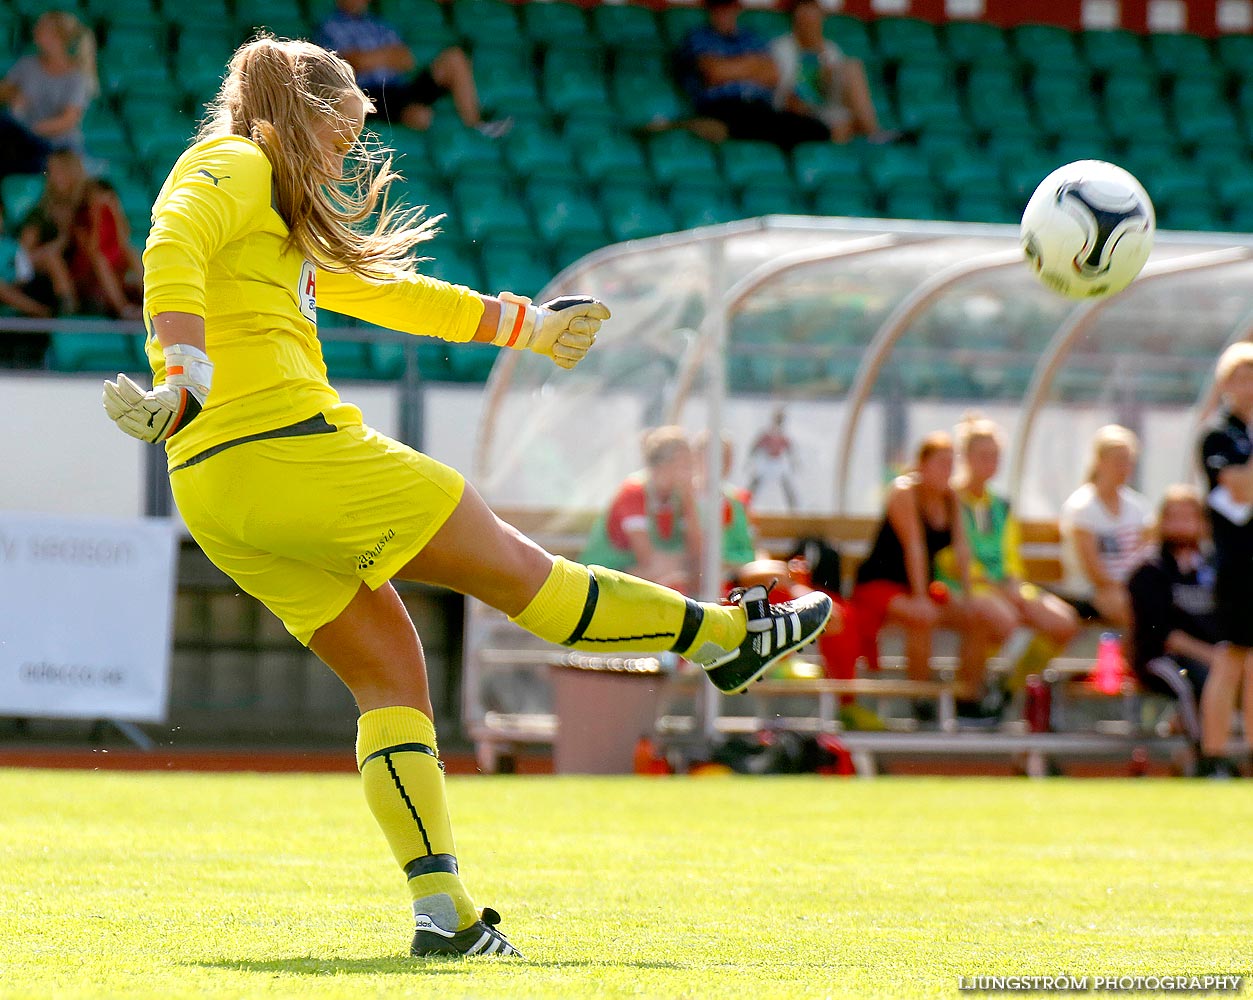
[411,907,523,958]
[703,584,834,695]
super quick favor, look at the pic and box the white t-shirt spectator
[1059,483,1151,598]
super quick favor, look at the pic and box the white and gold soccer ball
[1020,159,1155,299]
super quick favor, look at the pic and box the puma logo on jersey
[196,168,230,186]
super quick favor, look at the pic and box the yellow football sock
[511,556,746,662]
[356,706,477,932]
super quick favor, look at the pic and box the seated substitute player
[101,37,831,959]
[1057,424,1150,627]
[1198,342,1253,779]
[1126,485,1219,766]
[935,415,1078,701]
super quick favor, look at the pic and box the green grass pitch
[2,769,1250,999]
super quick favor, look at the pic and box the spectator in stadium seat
[0,10,97,182]
[1197,342,1253,778]
[1127,485,1219,766]
[68,173,143,319]
[581,426,705,593]
[851,432,988,720]
[315,0,511,137]
[676,0,831,150]
[16,149,84,317]
[936,415,1078,703]
[1057,424,1150,627]
[770,0,897,144]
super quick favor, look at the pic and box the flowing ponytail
[198,34,438,278]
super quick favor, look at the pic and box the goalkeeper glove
[102,344,213,443]
[491,292,610,370]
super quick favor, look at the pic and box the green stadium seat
[542,62,611,118]
[320,338,377,381]
[445,340,497,383]
[659,6,707,48]
[428,128,508,182]
[2,174,45,229]
[1160,203,1221,231]
[610,66,686,131]
[934,156,1000,200]
[648,132,720,187]
[738,183,806,218]
[1174,109,1241,148]
[1211,171,1253,213]
[823,15,871,62]
[951,191,1015,224]
[1110,107,1175,149]
[501,127,573,180]
[576,134,650,184]
[1215,33,1253,74]
[592,5,665,57]
[1080,29,1146,76]
[720,140,792,188]
[792,142,863,193]
[533,196,608,246]
[1147,33,1215,79]
[82,117,133,165]
[669,188,739,229]
[451,0,521,38]
[811,185,875,218]
[943,21,1013,69]
[738,9,790,40]
[1012,24,1080,70]
[49,331,145,373]
[966,86,1032,134]
[1102,72,1159,118]
[454,194,532,246]
[481,246,555,297]
[521,1,591,50]
[896,91,966,133]
[375,0,448,32]
[873,17,944,66]
[862,145,932,195]
[421,245,482,288]
[475,68,545,121]
[604,200,678,242]
[1226,202,1253,233]
[882,189,944,221]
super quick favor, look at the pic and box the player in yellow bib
[101,36,831,958]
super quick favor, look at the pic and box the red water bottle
[1025,673,1051,733]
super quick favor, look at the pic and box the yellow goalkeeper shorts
[170,417,465,644]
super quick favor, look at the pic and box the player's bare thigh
[394,480,554,615]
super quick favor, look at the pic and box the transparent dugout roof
[473,218,1253,524]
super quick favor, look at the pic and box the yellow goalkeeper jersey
[143,134,484,468]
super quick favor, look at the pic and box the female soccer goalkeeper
[101,36,831,959]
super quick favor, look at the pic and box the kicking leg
[396,481,832,693]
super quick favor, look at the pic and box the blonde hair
[1216,341,1253,386]
[1084,424,1139,483]
[198,35,436,276]
[954,411,1004,458]
[641,426,691,469]
[37,11,98,98]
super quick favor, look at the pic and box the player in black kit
[1196,342,1253,778]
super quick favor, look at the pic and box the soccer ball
[1020,160,1155,299]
